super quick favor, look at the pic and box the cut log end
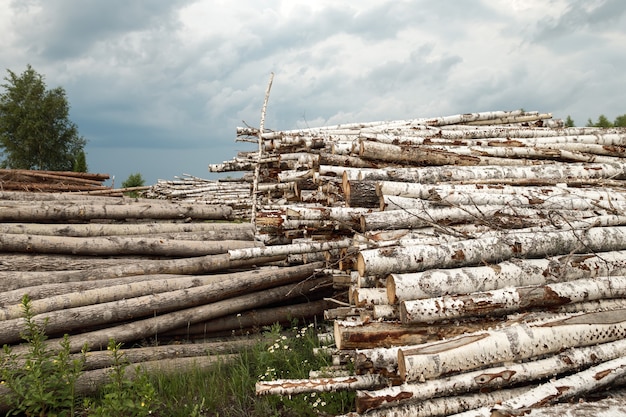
[397,349,408,381]
[333,320,344,350]
[386,274,397,304]
[357,253,366,277]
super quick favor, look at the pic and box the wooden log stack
[0,169,111,192]
[226,110,626,415]
[0,188,341,411]
[4,108,626,415]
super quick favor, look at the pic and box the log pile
[0,169,111,192]
[211,110,626,415]
[0,190,340,412]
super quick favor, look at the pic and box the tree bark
[0,221,256,239]
[0,233,261,257]
[0,262,324,345]
[387,250,626,303]
[0,253,286,292]
[0,201,233,221]
[358,226,626,277]
[464,356,626,417]
[256,374,388,396]
[400,275,626,323]
[398,309,626,382]
[333,319,500,351]
[356,338,626,413]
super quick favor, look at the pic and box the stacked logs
[239,110,626,415]
[0,169,111,192]
[0,190,340,411]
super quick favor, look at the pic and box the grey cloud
[10,0,191,60]
[532,0,626,43]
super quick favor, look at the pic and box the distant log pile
[204,110,626,415]
[0,169,111,192]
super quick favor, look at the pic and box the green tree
[586,114,613,128]
[122,172,145,197]
[614,114,626,127]
[0,65,86,170]
[73,149,88,172]
[564,115,575,127]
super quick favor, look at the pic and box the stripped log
[333,318,501,351]
[0,234,261,257]
[9,275,333,354]
[387,251,626,303]
[256,374,388,396]
[0,262,324,345]
[398,309,626,382]
[161,299,334,337]
[0,201,233,221]
[358,225,626,277]
[0,253,286,292]
[356,337,626,413]
[400,275,626,323]
[0,222,256,239]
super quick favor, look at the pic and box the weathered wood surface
[0,262,324,345]
[0,201,233,221]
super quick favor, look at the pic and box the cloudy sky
[1,0,625,186]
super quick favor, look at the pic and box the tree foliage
[0,65,86,171]
[583,113,626,128]
[122,173,146,197]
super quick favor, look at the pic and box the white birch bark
[388,250,626,302]
[358,226,626,277]
[337,386,529,417]
[356,338,626,413]
[458,356,626,417]
[398,308,626,382]
[359,205,585,232]
[401,275,626,323]
[352,162,626,185]
[255,374,387,396]
[352,287,389,307]
[228,238,352,260]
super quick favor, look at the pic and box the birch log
[400,275,626,323]
[460,356,626,417]
[339,386,529,417]
[358,225,626,277]
[256,374,387,396]
[398,309,626,382]
[356,162,626,184]
[356,337,626,413]
[387,250,626,302]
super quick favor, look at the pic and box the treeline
[565,113,626,128]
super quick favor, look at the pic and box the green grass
[145,321,355,417]
[1,303,354,416]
